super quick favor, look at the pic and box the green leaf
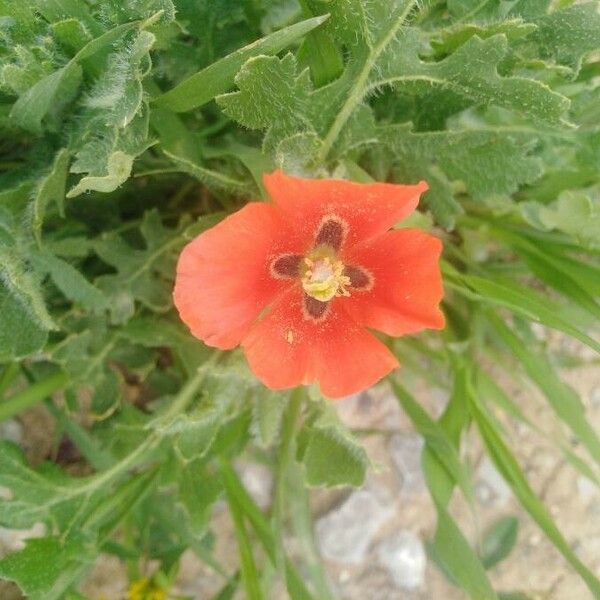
[421,365,472,508]
[521,191,600,250]
[0,281,48,360]
[30,250,108,312]
[45,402,115,471]
[154,15,329,112]
[431,19,537,57]
[31,0,101,33]
[119,316,211,375]
[0,246,56,332]
[492,228,600,322]
[0,461,156,600]
[219,459,314,600]
[252,389,288,447]
[93,210,182,321]
[68,111,153,198]
[297,2,344,87]
[476,369,600,488]
[374,31,569,125]
[393,376,494,597]
[9,66,82,134]
[299,421,368,488]
[457,274,600,353]
[161,148,250,194]
[152,364,254,461]
[487,314,600,468]
[218,53,316,152]
[66,150,134,197]
[0,441,86,529]
[0,535,94,600]
[222,472,264,600]
[481,516,519,569]
[173,458,222,538]
[469,389,600,597]
[51,18,93,53]
[0,371,68,422]
[383,125,543,228]
[509,0,551,19]
[51,326,123,417]
[32,148,70,244]
[524,3,600,75]
[430,501,497,599]
[10,21,138,133]
[393,381,475,506]
[84,30,156,128]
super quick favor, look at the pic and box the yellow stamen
[301,255,351,302]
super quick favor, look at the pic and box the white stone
[590,386,600,409]
[316,490,394,564]
[0,419,22,444]
[238,462,273,511]
[431,387,450,415]
[376,530,426,590]
[476,456,511,508]
[531,323,548,341]
[389,433,426,494]
[0,522,45,553]
[577,475,597,503]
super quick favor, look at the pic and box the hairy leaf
[155,15,329,112]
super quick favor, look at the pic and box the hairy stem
[317,0,420,162]
[0,370,68,422]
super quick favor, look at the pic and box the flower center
[301,254,351,302]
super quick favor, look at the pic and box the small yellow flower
[127,578,167,600]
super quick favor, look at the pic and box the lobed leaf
[374,31,570,126]
[154,15,329,112]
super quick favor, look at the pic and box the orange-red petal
[263,170,427,250]
[241,288,399,399]
[343,229,445,336]
[173,203,294,349]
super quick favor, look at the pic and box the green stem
[287,461,335,600]
[81,362,213,493]
[221,460,265,600]
[0,370,69,422]
[272,388,304,573]
[316,0,419,162]
[0,362,20,399]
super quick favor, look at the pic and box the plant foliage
[0,0,599,598]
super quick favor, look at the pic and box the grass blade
[392,381,475,506]
[488,313,600,468]
[469,385,600,597]
[153,15,329,112]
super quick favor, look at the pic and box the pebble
[590,386,600,409]
[389,433,426,494]
[0,522,45,554]
[238,462,273,511]
[476,456,512,508]
[316,489,394,564]
[376,530,426,590]
[430,387,450,416]
[0,419,23,445]
[576,475,597,503]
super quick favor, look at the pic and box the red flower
[174,171,444,398]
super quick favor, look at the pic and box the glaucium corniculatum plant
[0,1,599,599]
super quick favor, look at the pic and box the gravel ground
[1,333,599,600]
